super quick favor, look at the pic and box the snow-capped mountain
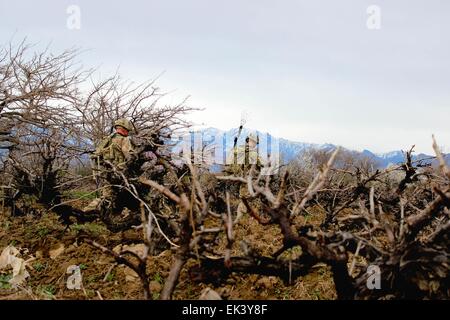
[183,127,448,168]
[375,150,405,167]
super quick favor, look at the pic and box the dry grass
[0,206,337,300]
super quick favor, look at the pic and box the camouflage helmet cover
[114,118,133,132]
[247,132,258,143]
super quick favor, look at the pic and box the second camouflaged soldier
[84,118,136,212]
[226,132,263,222]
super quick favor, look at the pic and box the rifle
[90,154,101,198]
[233,113,247,166]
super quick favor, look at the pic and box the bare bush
[0,41,88,210]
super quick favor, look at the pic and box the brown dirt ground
[0,204,337,300]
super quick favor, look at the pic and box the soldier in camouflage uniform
[84,118,136,212]
[226,132,263,222]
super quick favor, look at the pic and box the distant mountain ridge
[191,127,448,168]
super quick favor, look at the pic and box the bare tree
[0,40,88,210]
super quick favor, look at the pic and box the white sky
[1,0,449,154]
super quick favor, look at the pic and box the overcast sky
[1,0,449,154]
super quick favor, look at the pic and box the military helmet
[247,132,258,144]
[114,118,133,132]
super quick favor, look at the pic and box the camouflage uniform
[225,134,263,222]
[84,119,136,212]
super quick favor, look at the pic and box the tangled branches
[95,138,447,300]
